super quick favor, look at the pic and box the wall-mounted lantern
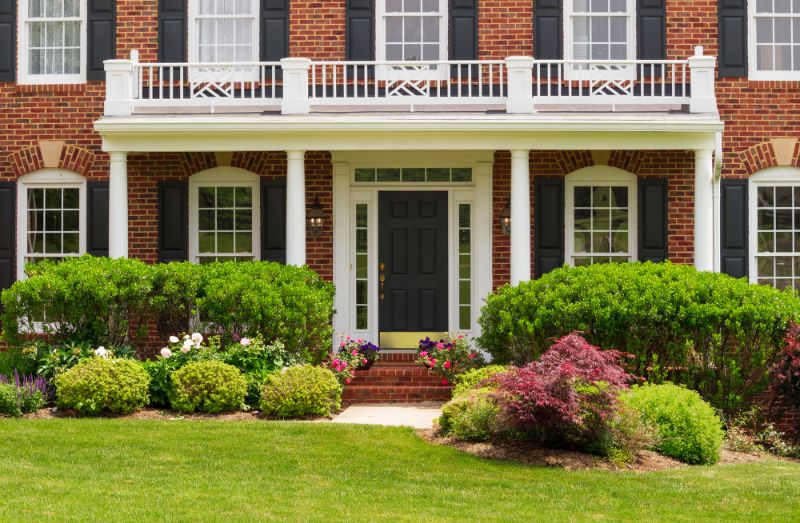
[307,197,324,237]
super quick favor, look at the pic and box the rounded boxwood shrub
[452,365,508,398]
[0,383,21,417]
[439,389,502,442]
[56,357,150,415]
[261,365,341,418]
[169,361,247,413]
[621,383,724,465]
[477,262,800,413]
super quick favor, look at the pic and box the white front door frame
[332,153,493,348]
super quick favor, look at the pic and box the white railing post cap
[505,56,535,67]
[280,57,312,70]
[103,58,133,72]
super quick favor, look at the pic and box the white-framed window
[749,0,800,80]
[188,0,260,63]
[564,0,635,79]
[376,0,448,62]
[565,166,637,265]
[18,0,88,85]
[16,169,87,279]
[749,167,800,289]
[188,168,261,263]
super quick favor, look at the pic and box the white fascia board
[95,115,723,153]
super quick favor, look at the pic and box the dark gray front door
[378,191,449,333]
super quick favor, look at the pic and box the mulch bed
[417,429,768,471]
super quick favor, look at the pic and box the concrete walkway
[332,403,444,429]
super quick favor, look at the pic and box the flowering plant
[326,336,380,384]
[417,333,484,385]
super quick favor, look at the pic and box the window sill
[15,83,88,94]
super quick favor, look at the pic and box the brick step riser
[343,392,452,401]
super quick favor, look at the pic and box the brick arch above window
[7,143,96,178]
[740,140,800,176]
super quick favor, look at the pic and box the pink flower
[441,378,449,385]
[419,351,428,358]
[468,353,476,360]
[240,337,251,346]
[443,361,451,369]
[351,349,359,356]
[160,348,172,358]
[346,335,351,340]
[340,341,346,348]
[430,358,437,366]
[345,378,351,384]
[361,359,367,365]
[436,343,444,349]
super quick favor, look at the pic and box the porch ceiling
[94,111,723,153]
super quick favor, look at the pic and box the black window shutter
[720,179,748,278]
[87,181,109,257]
[450,0,477,60]
[158,181,188,262]
[719,0,748,77]
[87,0,116,81]
[261,0,289,61]
[638,178,669,262]
[261,180,286,263]
[158,0,186,63]
[0,183,15,301]
[0,0,15,82]
[534,0,562,59]
[637,0,666,60]
[346,0,375,60]
[534,177,564,278]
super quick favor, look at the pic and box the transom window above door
[19,0,87,84]
[750,0,800,79]
[377,0,447,61]
[189,0,259,63]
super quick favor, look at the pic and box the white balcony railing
[103,47,717,116]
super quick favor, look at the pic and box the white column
[510,150,531,284]
[286,150,307,266]
[108,151,128,258]
[694,149,714,271]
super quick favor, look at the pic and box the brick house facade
[0,0,798,419]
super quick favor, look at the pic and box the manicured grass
[1,419,798,522]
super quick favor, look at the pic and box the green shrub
[194,262,334,363]
[261,365,341,418]
[0,383,21,417]
[0,347,37,377]
[621,383,724,465]
[2,257,335,364]
[477,262,800,413]
[2,256,154,348]
[595,403,659,465]
[169,361,247,413]
[452,365,508,398]
[439,389,503,441]
[55,357,150,416]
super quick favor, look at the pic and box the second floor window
[190,0,259,63]
[19,0,86,84]
[565,0,634,62]
[377,0,447,61]
[750,0,800,79]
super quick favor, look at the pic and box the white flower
[94,346,109,359]
[160,348,172,358]
[240,337,251,346]
[169,335,179,344]
[183,334,190,340]
[182,339,193,353]
[191,332,203,346]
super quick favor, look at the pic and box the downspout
[712,131,724,272]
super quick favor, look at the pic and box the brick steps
[343,358,453,403]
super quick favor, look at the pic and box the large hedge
[477,262,800,413]
[2,256,335,363]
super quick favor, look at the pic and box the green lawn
[1,419,798,522]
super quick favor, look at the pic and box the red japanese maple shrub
[774,322,800,406]
[497,332,635,448]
